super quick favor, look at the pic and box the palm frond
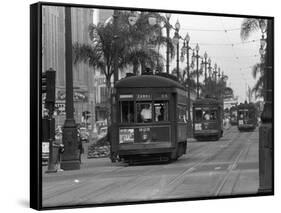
[252,63,262,79]
[240,18,260,40]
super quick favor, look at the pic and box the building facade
[42,6,96,130]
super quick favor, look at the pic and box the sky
[163,13,262,103]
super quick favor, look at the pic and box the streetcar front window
[195,108,217,121]
[120,101,134,123]
[195,109,203,121]
[137,102,152,123]
[238,110,249,119]
[154,101,169,122]
[249,110,255,119]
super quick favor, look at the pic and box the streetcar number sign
[195,123,202,130]
[136,94,152,100]
[119,128,134,143]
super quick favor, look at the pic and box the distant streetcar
[237,102,258,131]
[229,105,238,125]
[193,97,224,141]
[110,72,188,164]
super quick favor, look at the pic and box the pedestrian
[78,138,84,163]
[57,143,64,171]
[140,104,152,122]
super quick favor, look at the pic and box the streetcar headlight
[119,128,134,144]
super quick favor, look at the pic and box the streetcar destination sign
[119,94,133,99]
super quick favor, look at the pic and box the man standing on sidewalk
[78,138,84,163]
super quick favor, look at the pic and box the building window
[195,108,217,121]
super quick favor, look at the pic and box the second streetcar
[193,97,224,141]
[237,102,258,131]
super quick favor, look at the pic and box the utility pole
[61,7,80,170]
[258,18,273,194]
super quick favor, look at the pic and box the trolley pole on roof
[258,19,273,194]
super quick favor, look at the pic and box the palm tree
[251,62,264,98]
[73,21,127,125]
[240,18,267,100]
[180,66,204,96]
[73,11,169,124]
[240,18,266,41]
[123,12,175,74]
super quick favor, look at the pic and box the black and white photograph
[29,1,273,210]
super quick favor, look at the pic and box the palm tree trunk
[105,78,112,127]
[133,62,138,75]
[141,62,145,74]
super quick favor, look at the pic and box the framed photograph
[30,1,274,210]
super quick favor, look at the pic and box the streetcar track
[80,165,163,203]
[214,148,245,196]
[165,130,242,188]
[158,129,251,197]
[229,170,242,195]
[213,131,255,196]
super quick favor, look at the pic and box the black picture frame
[30,1,274,210]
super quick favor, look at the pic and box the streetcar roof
[237,103,256,109]
[115,74,185,89]
[193,98,222,106]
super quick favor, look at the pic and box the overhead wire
[181,27,241,32]
[189,39,259,46]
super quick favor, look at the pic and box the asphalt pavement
[42,125,259,207]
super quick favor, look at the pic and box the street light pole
[61,6,80,170]
[172,20,181,80]
[195,43,200,98]
[213,63,218,82]
[207,58,212,97]
[208,58,212,79]
[165,14,171,74]
[203,52,208,83]
[181,33,192,137]
[185,35,191,122]
[113,10,119,85]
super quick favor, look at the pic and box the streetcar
[110,72,188,164]
[229,105,238,125]
[237,102,258,131]
[192,97,224,141]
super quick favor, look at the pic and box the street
[42,126,259,207]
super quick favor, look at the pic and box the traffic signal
[42,68,56,112]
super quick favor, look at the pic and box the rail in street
[42,126,259,207]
